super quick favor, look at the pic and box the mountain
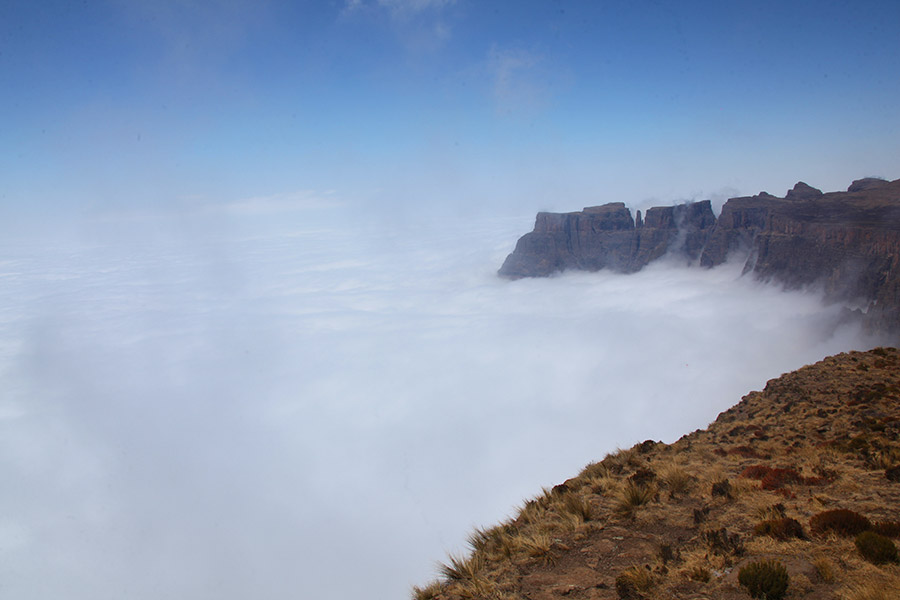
[499,178,900,334]
[413,347,900,599]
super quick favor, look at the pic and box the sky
[2,0,899,229]
[1,1,899,600]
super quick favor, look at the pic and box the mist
[0,201,883,600]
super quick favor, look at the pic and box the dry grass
[512,531,553,560]
[614,480,656,518]
[659,462,693,496]
[410,349,900,600]
[438,552,485,582]
[616,565,655,596]
[559,493,593,523]
[411,581,444,600]
[841,576,900,600]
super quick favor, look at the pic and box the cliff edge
[414,347,900,600]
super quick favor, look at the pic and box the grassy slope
[413,348,900,600]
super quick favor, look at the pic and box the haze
[1,2,898,600]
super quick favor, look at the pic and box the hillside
[413,348,900,600]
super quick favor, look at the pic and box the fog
[0,202,883,600]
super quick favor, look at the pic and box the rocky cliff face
[499,178,900,333]
[497,200,716,278]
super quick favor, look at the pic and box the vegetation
[855,531,899,565]
[738,559,789,600]
[809,509,872,537]
[411,348,900,600]
[753,517,806,540]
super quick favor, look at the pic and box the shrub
[702,528,744,556]
[754,517,806,540]
[741,465,773,480]
[561,493,593,522]
[760,468,802,490]
[685,565,710,582]
[659,464,692,496]
[810,509,871,537]
[872,521,900,538]
[738,559,789,600]
[615,481,656,518]
[711,478,732,498]
[615,566,653,599]
[855,531,899,565]
[729,445,763,458]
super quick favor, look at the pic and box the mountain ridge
[499,178,900,335]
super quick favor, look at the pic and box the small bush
[729,445,763,458]
[615,481,656,518]
[754,517,806,540]
[628,467,656,486]
[615,565,653,599]
[741,465,773,480]
[685,565,710,582]
[810,509,872,537]
[702,528,744,556]
[855,531,899,565]
[561,493,593,522]
[660,464,692,496]
[872,521,900,538]
[738,559,789,600]
[760,468,803,490]
[812,557,835,583]
[711,478,732,498]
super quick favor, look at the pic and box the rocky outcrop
[497,200,716,279]
[499,178,900,333]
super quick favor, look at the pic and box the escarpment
[499,178,900,334]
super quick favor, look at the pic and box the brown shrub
[810,509,872,537]
[872,521,900,538]
[741,465,773,480]
[761,468,803,491]
[754,517,806,540]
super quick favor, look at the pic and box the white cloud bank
[0,206,885,600]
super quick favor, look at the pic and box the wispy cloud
[341,0,457,50]
[486,45,564,116]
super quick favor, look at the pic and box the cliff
[414,347,900,599]
[498,201,716,278]
[499,178,900,334]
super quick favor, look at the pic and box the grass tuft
[615,480,656,518]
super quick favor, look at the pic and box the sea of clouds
[0,202,885,600]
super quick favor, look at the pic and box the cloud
[341,0,457,50]
[0,208,883,600]
[486,45,566,116]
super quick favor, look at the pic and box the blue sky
[2,0,899,226]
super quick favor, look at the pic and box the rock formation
[499,178,900,334]
[497,200,716,278]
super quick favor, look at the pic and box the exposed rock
[849,177,890,192]
[497,200,716,279]
[784,181,823,201]
[499,178,900,334]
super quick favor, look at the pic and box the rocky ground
[413,347,900,600]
